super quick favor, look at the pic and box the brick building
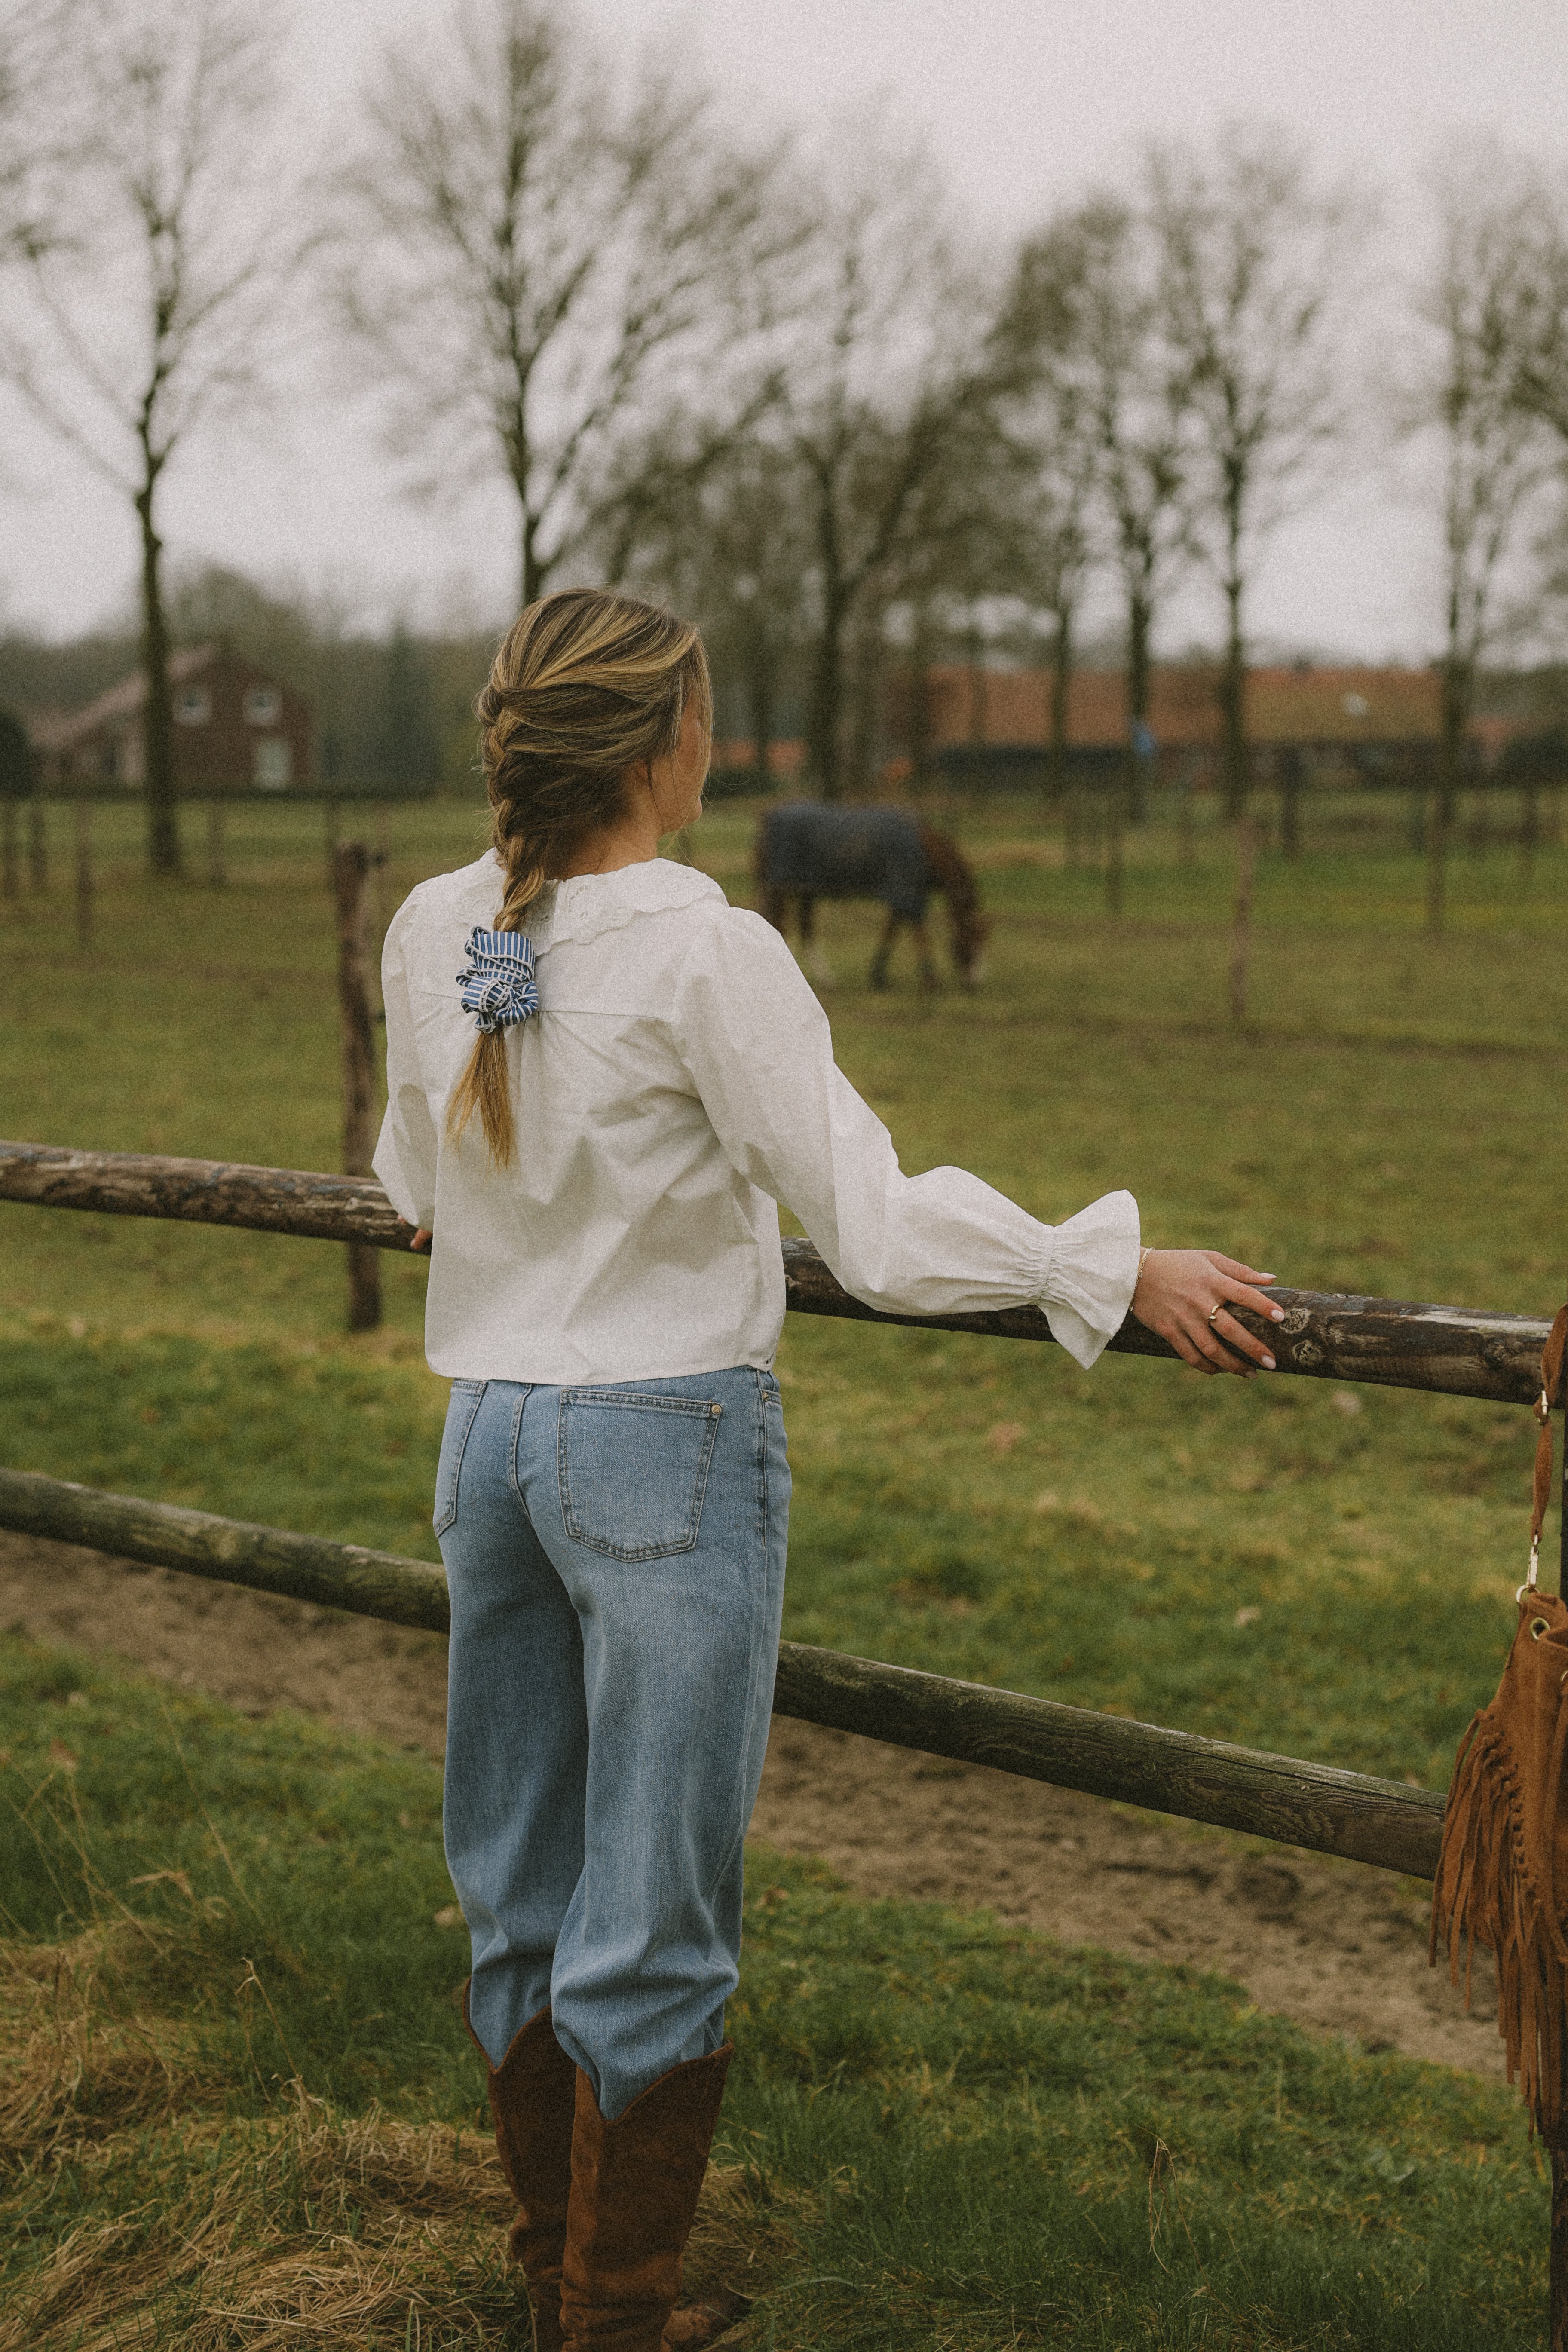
[30,644,312,796]
[895,661,1447,758]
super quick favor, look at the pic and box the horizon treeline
[3,0,1568,863]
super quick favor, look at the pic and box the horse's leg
[869,906,899,989]
[912,918,939,992]
[800,895,835,989]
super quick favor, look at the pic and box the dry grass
[0,1923,806,2352]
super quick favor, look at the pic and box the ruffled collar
[520,856,725,948]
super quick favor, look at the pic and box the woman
[373,589,1281,2352]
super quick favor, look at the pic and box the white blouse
[373,852,1141,1385]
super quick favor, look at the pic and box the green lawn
[1,791,1561,1784]
[0,1638,1548,2349]
[3,791,1564,2345]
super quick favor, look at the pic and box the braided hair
[446,588,711,1166]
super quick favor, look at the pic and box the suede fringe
[1431,1697,1568,2135]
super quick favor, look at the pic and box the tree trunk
[808,592,849,801]
[1229,815,1256,1024]
[137,470,181,877]
[1050,603,1073,799]
[74,792,93,949]
[521,508,542,611]
[966,614,987,751]
[1219,567,1248,822]
[1051,601,1076,855]
[747,647,774,796]
[908,602,935,788]
[1427,656,1467,937]
[1126,583,1153,823]
[1279,749,1305,861]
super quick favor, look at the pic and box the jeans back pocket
[434,1380,487,1537]
[557,1390,722,1561]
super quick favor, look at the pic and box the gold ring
[1207,1302,1224,1326]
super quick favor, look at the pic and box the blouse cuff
[1034,1188,1141,1369]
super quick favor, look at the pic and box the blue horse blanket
[760,805,929,921]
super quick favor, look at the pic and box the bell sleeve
[372,897,440,1232]
[671,906,1140,1368]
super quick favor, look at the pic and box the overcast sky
[6,0,1568,657]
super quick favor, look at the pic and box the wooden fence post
[1229,815,1256,1025]
[332,843,381,1334]
[374,800,391,933]
[74,793,93,949]
[27,796,46,890]
[1425,787,1449,936]
[1105,768,1126,919]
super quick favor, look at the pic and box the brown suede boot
[559,2043,733,2352]
[465,1989,577,2352]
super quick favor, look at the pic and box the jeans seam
[506,1384,531,1516]
[434,1381,487,1537]
[705,1370,775,1912]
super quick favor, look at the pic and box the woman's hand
[1131,1249,1283,1378]
[397,1221,432,1254]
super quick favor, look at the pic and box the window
[254,737,292,790]
[176,686,211,726]
[243,684,282,726]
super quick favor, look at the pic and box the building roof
[27,645,225,751]
[919,662,1446,751]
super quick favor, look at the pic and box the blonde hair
[446,588,712,1167]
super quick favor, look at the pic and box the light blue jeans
[435,1366,790,2121]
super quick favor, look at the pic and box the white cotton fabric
[374,851,1142,1385]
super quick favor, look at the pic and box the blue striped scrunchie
[456,925,539,1035]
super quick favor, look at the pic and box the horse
[754,803,989,991]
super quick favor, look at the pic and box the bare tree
[0,2,79,270]
[1509,178,1568,447]
[0,0,304,875]
[1059,200,1188,804]
[993,243,1107,797]
[333,0,783,615]
[609,426,812,789]
[1405,162,1556,931]
[769,144,1004,800]
[1148,128,1354,818]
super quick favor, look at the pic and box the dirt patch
[0,1528,1504,2082]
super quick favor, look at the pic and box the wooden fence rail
[0,1465,1445,1880]
[0,1138,1550,1405]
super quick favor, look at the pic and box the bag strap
[1525,1303,1568,1598]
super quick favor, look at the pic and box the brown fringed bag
[1431,1302,1568,2133]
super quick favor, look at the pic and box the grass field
[0,1636,1550,2349]
[3,786,1567,2343]
[2,791,1564,1782]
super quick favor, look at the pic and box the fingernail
[1270,1307,1285,1320]
[1261,1354,1276,1370]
